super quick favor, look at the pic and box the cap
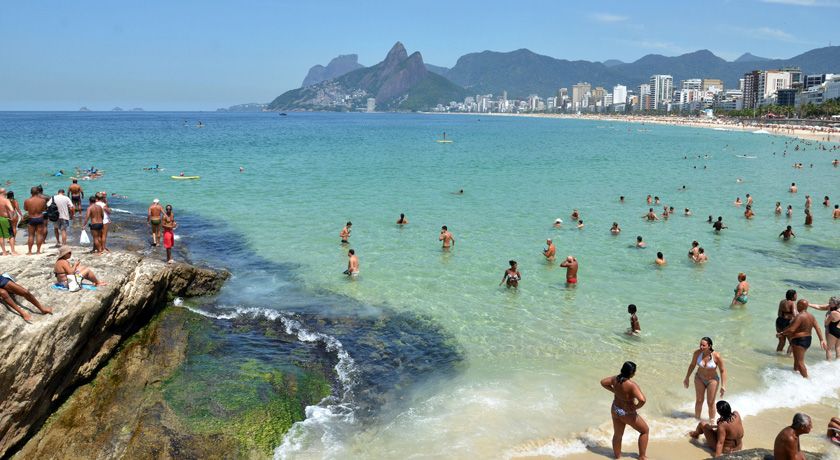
[57,246,72,260]
[554,218,563,223]
[153,198,160,204]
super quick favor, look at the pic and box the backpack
[46,196,60,222]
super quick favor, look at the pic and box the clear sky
[1,0,838,110]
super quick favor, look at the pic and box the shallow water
[2,112,839,458]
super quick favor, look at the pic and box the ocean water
[2,112,839,458]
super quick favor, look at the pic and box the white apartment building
[613,85,627,106]
[650,75,673,110]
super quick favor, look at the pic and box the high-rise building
[650,75,673,110]
[572,82,591,111]
[638,84,652,111]
[591,86,606,109]
[763,70,793,101]
[742,71,762,110]
[681,79,703,91]
[613,85,627,106]
[702,79,724,92]
[804,74,835,89]
[366,98,376,112]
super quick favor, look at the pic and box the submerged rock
[711,447,822,459]
[0,246,228,457]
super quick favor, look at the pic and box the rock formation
[301,54,365,87]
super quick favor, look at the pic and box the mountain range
[301,54,365,87]
[269,44,840,111]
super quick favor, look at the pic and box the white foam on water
[110,207,132,214]
[182,305,360,459]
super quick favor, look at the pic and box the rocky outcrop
[0,246,228,458]
[713,447,822,459]
[301,54,364,87]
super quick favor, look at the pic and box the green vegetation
[720,98,840,118]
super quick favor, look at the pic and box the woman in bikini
[54,246,106,288]
[819,296,840,360]
[499,260,520,289]
[601,361,649,460]
[688,400,744,457]
[683,337,727,420]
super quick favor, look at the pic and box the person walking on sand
[340,221,352,244]
[731,273,749,306]
[777,299,827,378]
[500,260,521,288]
[543,239,556,261]
[47,189,73,247]
[147,198,164,246]
[773,413,812,460]
[560,256,578,286]
[344,249,359,277]
[688,400,744,457]
[0,273,52,322]
[68,179,84,214]
[83,196,104,254]
[601,361,649,460]
[439,225,455,250]
[683,337,727,420]
[162,205,178,263]
[23,186,47,255]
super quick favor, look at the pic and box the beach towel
[51,283,97,291]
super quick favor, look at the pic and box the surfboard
[436,140,453,143]
[171,176,200,180]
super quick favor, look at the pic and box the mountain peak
[386,42,408,62]
[734,52,770,63]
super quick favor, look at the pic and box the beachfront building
[366,98,376,112]
[742,70,763,110]
[572,82,591,111]
[761,69,794,105]
[650,74,673,110]
[776,88,798,107]
[702,78,724,92]
[715,89,744,111]
[637,84,652,111]
[681,79,703,91]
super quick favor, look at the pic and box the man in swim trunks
[712,217,726,232]
[147,198,164,246]
[543,239,555,261]
[560,256,578,286]
[779,226,795,241]
[834,204,840,219]
[773,413,812,460]
[83,196,104,254]
[439,225,455,250]
[345,249,359,276]
[162,204,177,263]
[776,290,798,352]
[643,208,658,221]
[23,186,47,255]
[777,299,827,378]
[340,221,352,244]
[68,179,84,214]
[0,192,14,255]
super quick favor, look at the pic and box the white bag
[68,274,81,292]
[80,230,91,245]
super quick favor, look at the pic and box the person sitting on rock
[53,246,107,288]
[0,274,52,323]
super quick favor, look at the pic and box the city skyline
[2,0,839,110]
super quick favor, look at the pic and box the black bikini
[829,319,840,339]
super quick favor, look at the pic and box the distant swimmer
[744,205,754,219]
[499,260,521,288]
[688,401,744,458]
[339,221,352,244]
[774,413,812,460]
[734,197,742,207]
[692,248,708,263]
[804,208,813,226]
[344,249,359,277]
[560,255,578,285]
[636,236,646,248]
[619,196,625,203]
[646,194,652,205]
[789,182,797,193]
[746,194,753,206]
[239,166,245,173]
[627,304,641,335]
[610,222,621,234]
[779,225,795,241]
[834,159,839,167]
[688,241,699,259]
[576,220,584,229]
[732,273,749,306]
[452,189,464,195]
[683,337,727,419]
[823,196,830,207]
[396,213,408,225]
[643,208,658,221]
[684,208,692,216]
[736,178,744,183]
[712,217,726,233]
[777,299,827,378]
[600,362,649,460]
[553,218,563,228]
[655,252,666,266]
[654,196,660,205]
[543,239,556,261]
[570,209,580,221]
[775,202,782,214]
[439,225,455,249]
[834,205,840,219]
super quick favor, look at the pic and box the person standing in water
[688,400,744,457]
[396,213,408,225]
[340,221,352,244]
[600,361,649,460]
[345,249,359,277]
[821,297,840,361]
[627,304,641,335]
[499,260,521,288]
[776,289,798,353]
[543,239,556,261]
[439,225,455,250]
[655,252,666,265]
[731,273,749,306]
[683,337,727,420]
[777,299,827,378]
[560,256,578,285]
[779,225,796,240]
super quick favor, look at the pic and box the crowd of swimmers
[333,155,838,458]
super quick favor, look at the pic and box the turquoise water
[2,112,839,457]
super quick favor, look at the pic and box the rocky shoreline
[0,244,228,458]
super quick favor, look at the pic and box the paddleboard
[436,140,453,143]
[171,176,200,180]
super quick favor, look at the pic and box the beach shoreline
[433,111,840,144]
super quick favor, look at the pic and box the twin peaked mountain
[268,42,466,111]
[268,42,840,112]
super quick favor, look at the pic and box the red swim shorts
[163,230,174,249]
[566,278,577,284]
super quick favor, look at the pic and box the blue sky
[1,0,837,110]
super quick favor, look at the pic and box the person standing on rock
[95,193,112,253]
[0,273,52,322]
[83,196,104,254]
[47,189,74,248]
[23,186,47,255]
[147,199,164,247]
[0,191,15,256]
[162,205,178,264]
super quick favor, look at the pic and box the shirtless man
[339,221,352,244]
[789,182,797,193]
[746,194,753,206]
[777,299,827,378]
[0,192,14,255]
[804,195,812,210]
[543,239,556,261]
[147,198,164,246]
[773,413,812,460]
[560,255,578,286]
[834,204,840,219]
[744,205,754,219]
[776,290,798,352]
[643,208,658,221]
[68,179,84,214]
[693,248,708,263]
[439,225,455,250]
[779,226,795,241]
[23,187,47,255]
[712,217,726,233]
[83,196,105,254]
[344,249,359,276]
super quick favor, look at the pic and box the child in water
[628,304,641,336]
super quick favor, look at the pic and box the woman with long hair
[683,337,727,419]
[601,361,649,460]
